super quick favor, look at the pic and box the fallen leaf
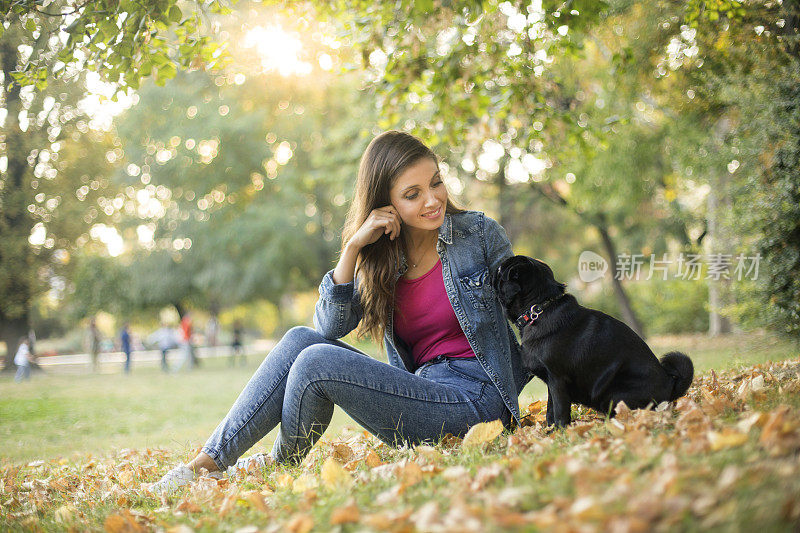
[470,462,502,491]
[165,526,194,533]
[54,505,74,523]
[332,443,355,463]
[274,473,294,491]
[410,501,440,531]
[462,420,504,448]
[321,457,353,491]
[217,492,237,518]
[737,412,768,433]
[442,465,469,481]
[117,469,135,487]
[103,510,146,533]
[570,496,605,521]
[292,473,318,493]
[606,418,626,436]
[364,450,384,468]
[176,498,201,513]
[759,404,800,456]
[330,500,360,525]
[245,490,270,513]
[414,445,441,463]
[286,513,313,533]
[396,460,423,488]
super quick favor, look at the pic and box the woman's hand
[348,206,402,250]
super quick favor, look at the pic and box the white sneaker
[147,463,222,495]
[226,452,274,479]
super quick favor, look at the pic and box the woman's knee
[288,343,331,383]
[282,326,321,346]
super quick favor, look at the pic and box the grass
[0,330,794,465]
[1,330,799,531]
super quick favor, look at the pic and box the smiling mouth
[422,206,442,218]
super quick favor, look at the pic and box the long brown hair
[342,130,464,349]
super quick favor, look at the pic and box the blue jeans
[15,364,30,382]
[201,326,510,468]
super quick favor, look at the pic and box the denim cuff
[318,268,355,302]
[200,445,227,471]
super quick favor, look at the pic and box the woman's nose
[424,190,438,206]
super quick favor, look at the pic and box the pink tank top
[394,257,476,366]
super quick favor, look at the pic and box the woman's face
[388,157,447,235]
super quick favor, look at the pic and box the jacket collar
[438,212,453,245]
[397,212,452,276]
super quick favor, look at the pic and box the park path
[29,339,277,374]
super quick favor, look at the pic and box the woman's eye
[405,194,417,200]
[433,181,442,187]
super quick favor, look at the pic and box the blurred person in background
[149,323,177,373]
[177,311,199,370]
[207,315,220,355]
[87,317,101,373]
[230,320,245,367]
[14,336,34,383]
[120,323,133,374]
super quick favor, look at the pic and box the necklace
[406,234,437,269]
[410,247,430,269]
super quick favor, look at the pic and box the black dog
[491,255,694,427]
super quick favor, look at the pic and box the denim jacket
[313,210,530,427]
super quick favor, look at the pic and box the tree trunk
[1,314,28,371]
[496,154,511,230]
[597,223,647,339]
[707,118,733,336]
[0,27,35,371]
[706,187,732,336]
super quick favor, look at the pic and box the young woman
[150,130,530,493]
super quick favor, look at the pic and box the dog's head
[490,255,567,322]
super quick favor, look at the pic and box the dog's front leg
[546,387,554,426]
[549,378,572,427]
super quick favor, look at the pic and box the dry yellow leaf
[397,460,424,488]
[364,450,384,468]
[570,496,605,521]
[245,490,270,513]
[103,511,145,533]
[292,473,319,493]
[165,526,194,533]
[606,418,626,436]
[286,513,313,533]
[217,492,237,518]
[274,473,294,491]
[462,420,504,448]
[414,445,441,463]
[54,505,73,523]
[116,469,135,487]
[176,498,201,513]
[737,412,768,433]
[330,500,360,525]
[708,429,748,451]
[332,443,355,463]
[321,457,353,491]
